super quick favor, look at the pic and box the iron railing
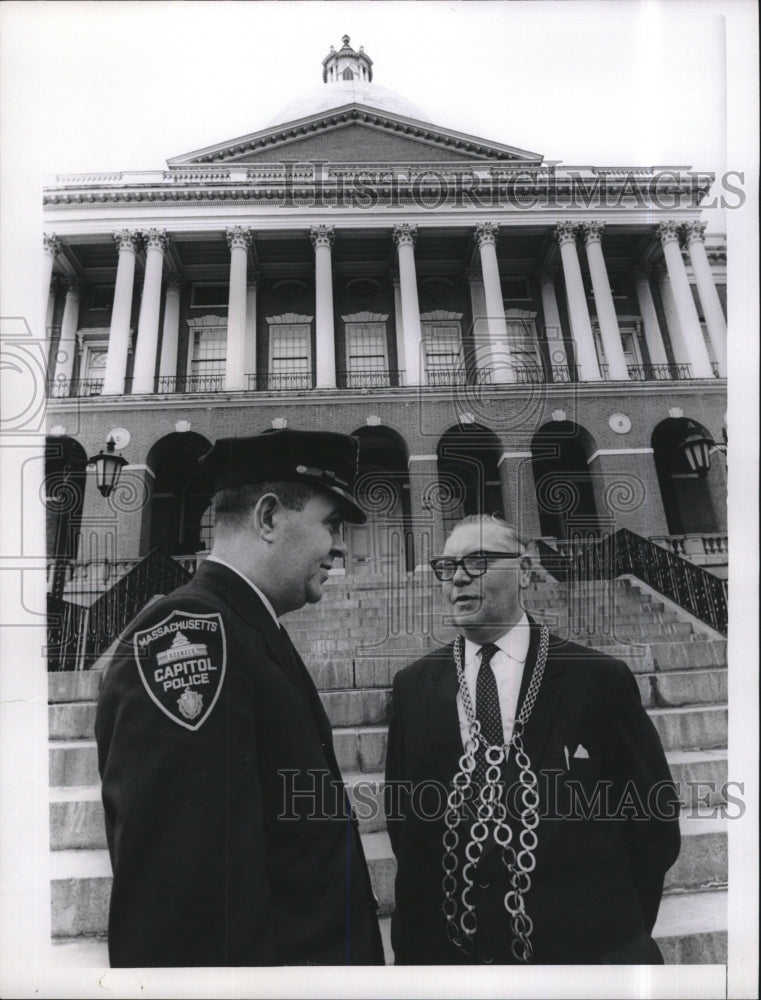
[425,367,469,387]
[47,595,88,671]
[78,547,192,669]
[536,529,727,635]
[626,363,693,381]
[48,378,104,398]
[336,369,403,389]
[248,372,314,391]
[156,374,225,393]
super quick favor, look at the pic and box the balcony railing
[425,367,469,387]
[157,374,225,393]
[248,372,314,390]
[336,369,403,389]
[49,378,104,398]
[626,363,693,381]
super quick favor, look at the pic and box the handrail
[80,547,192,668]
[536,529,727,634]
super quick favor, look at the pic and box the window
[189,325,226,390]
[269,323,311,388]
[78,333,109,394]
[504,310,541,382]
[422,321,463,385]
[345,322,389,387]
[90,286,114,311]
[191,283,229,308]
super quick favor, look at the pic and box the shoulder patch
[132,609,227,730]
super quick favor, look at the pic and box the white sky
[3,0,730,176]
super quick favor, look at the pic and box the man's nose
[451,563,471,585]
[331,534,347,558]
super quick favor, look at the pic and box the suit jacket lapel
[429,646,465,783]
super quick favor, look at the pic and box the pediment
[168,105,543,166]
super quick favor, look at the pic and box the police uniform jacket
[385,619,681,965]
[96,559,383,967]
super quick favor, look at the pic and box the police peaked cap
[199,428,367,524]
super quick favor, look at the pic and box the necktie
[472,642,503,793]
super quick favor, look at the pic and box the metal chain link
[441,625,549,963]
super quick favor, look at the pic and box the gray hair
[447,514,526,554]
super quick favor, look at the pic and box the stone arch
[436,424,503,539]
[531,421,601,539]
[146,432,214,555]
[651,417,721,534]
[45,435,88,565]
[348,425,413,575]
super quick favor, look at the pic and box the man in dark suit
[385,514,680,965]
[95,428,384,967]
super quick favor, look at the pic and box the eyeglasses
[429,550,523,582]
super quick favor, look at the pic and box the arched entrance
[531,421,600,539]
[147,433,214,555]
[347,426,412,576]
[652,418,721,534]
[45,436,88,595]
[436,425,503,538]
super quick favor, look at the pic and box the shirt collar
[204,555,281,627]
[463,612,530,663]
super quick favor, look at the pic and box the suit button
[478,876,490,890]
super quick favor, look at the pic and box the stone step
[321,689,391,727]
[665,815,727,893]
[50,785,105,850]
[584,639,726,675]
[49,702,97,741]
[667,749,728,806]
[49,739,100,787]
[49,671,103,703]
[653,889,727,963]
[332,726,388,774]
[650,705,727,752]
[345,772,386,833]
[636,669,728,709]
[361,831,396,916]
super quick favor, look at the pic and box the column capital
[165,273,184,293]
[388,267,400,288]
[582,221,605,244]
[114,229,139,253]
[465,264,483,284]
[43,233,62,258]
[554,222,580,246]
[652,263,668,282]
[225,226,253,251]
[474,222,499,247]
[656,221,682,247]
[683,220,708,246]
[142,228,168,253]
[393,223,417,248]
[63,275,82,296]
[631,264,652,283]
[247,270,261,288]
[310,225,335,249]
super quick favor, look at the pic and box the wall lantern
[680,422,726,478]
[88,437,129,498]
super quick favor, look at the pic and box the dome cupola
[323,35,373,83]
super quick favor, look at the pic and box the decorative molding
[272,417,288,429]
[63,275,82,296]
[247,270,261,288]
[175,420,192,433]
[608,413,632,435]
[554,223,579,246]
[498,452,533,464]
[341,311,389,323]
[419,309,463,322]
[538,266,558,283]
[474,222,499,247]
[49,425,67,437]
[187,314,227,329]
[392,223,417,248]
[142,228,168,253]
[43,233,62,257]
[408,454,438,462]
[310,225,335,249]
[551,409,567,422]
[582,221,605,244]
[587,447,653,464]
[113,229,139,253]
[631,265,651,282]
[225,226,252,251]
[668,407,684,418]
[265,313,314,325]
[365,415,381,426]
[683,221,707,246]
[459,412,476,425]
[165,274,184,293]
[657,221,682,246]
[465,265,483,284]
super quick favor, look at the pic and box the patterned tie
[472,642,504,794]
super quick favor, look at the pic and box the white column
[244,272,259,388]
[632,266,669,368]
[42,234,61,313]
[393,224,423,385]
[583,222,629,380]
[466,264,491,373]
[539,267,569,379]
[131,229,167,393]
[654,264,688,369]
[52,277,81,387]
[657,222,713,378]
[103,230,138,395]
[45,275,60,366]
[555,223,601,380]
[224,227,251,391]
[475,222,514,383]
[684,221,727,377]
[158,276,182,387]
[390,269,406,385]
[310,226,337,389]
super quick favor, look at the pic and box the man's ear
[252,493,281,541]
[518,554,532,588]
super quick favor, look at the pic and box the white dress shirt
[456,613,530,749]
[204,555,281,627]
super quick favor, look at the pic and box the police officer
[96,428,384,967]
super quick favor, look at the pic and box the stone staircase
[49,572,728,965]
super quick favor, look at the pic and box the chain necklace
[441,624,549,963]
